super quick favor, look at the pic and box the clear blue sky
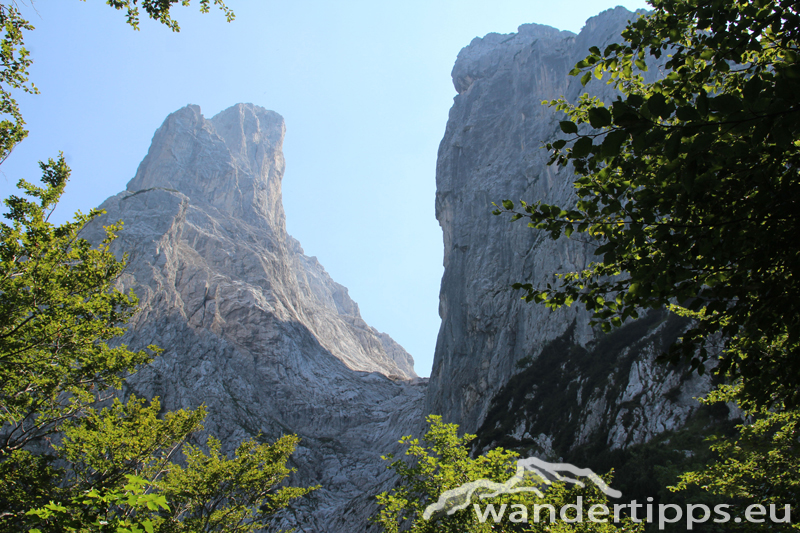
[1,0,649,377]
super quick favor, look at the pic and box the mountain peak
[126,103,286,230]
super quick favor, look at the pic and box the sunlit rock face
[85,103,425,532]
[427,7,715,454]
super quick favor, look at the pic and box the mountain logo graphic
[422,457,621,520]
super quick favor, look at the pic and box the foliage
[12,396,198,532]
[101,0,234,32]
[672,384,800,530]
[17,398,312,533]
[156,434,316,533]
[0,3,37,164]
[24,474,170,533]
[493,0,800,409]
[375,415,641,532]
[0,156,155,452]
[58,397,206,490]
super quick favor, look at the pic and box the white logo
[422,457,621,520]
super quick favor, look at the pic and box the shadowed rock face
[427,7,714,453]
[85,103,424,532]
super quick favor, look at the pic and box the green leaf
[602,130,627,157]
[646,92,672,118]
[571,137,593,158]
[676,105,701,121]
[581,71,592,86]
[559,121,579,134]
[665,133,682,160]
[595,242,616,256]
[696,90,709,115]
[743,75,763,103]
[588,106,612,128]
[709,94,742,113]
[627,94,644,108]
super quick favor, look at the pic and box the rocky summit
[83,103,425,532]
[426,7,720,456]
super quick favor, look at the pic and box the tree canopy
[375,416,639,533]
[0,156,155,452]
[671,383,800,529]
[495,0,800,409]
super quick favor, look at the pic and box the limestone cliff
[426,7,717,457]
[84,103,425,532]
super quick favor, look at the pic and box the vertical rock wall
[427,8,714,454]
